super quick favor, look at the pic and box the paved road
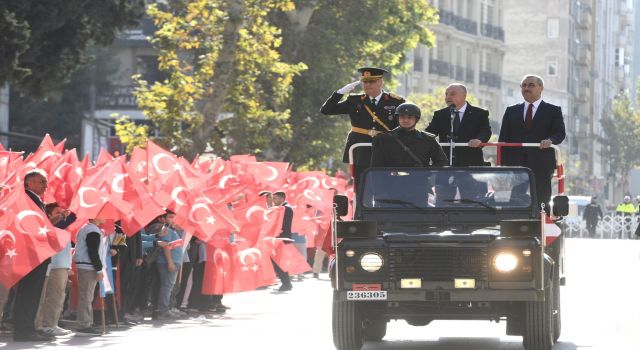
[0,238,639,350]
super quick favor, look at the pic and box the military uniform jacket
[320,91,404,162]
[370,128,448,167]
[426,103,491,166]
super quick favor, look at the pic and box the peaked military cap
[357,67,388,81]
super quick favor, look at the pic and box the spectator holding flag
[151,211,184,319]
[74,218,107,336]
[37,203,76,337]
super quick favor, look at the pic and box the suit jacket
[498,100,565,171]
[320,91,404,162]
[278,202,294,240]
[425,103,491,166]
[26,189,46,212]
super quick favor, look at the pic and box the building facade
[397,0,506,131]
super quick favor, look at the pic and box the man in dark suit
[13,170,55,341]
[320,67,405,188]
[270,191,294,292]
[426,83,491,166]
[498,75,566,214]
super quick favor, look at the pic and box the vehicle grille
[387,246,488,281]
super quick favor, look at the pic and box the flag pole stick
[100,296,106,334]
[112,295,119,328]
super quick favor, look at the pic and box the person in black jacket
[425,83,491,166]
[583,197,603,238]
[498,75,566,213]
[271,191,294,292]
[13,170,55,342]
[370,103,448,168]
[320,67,405,188]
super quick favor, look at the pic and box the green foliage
[113,115,149,154]
[124,0,437,166]
[599,93,640,191]
[0,0,144,97]
[130,0,306,158]
[275,0,438,169]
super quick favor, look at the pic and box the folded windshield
[361,169,532,209]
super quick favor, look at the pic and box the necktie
[525,103,533,128]
[453,111,461,136]
[370,97,376,107]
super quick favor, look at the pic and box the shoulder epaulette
[387,92,404,100]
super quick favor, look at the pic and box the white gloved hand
[337,80,361,94]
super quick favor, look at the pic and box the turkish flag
[271,238,311,275]
[146,141,184,191]
[46,149,79,208]
[128,146,148,181]
[229,240,276,292]
[202,244,235,295]
[174,193,239,243]
[244,162,290,190]
[0,190,70,288]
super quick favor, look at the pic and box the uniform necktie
[370,97,376,107]
[453,111,461,136]
[525,103,533,128]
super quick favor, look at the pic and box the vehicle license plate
[347,291,387,300]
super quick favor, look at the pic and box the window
[547,58,558,77]
[547,18,559,38]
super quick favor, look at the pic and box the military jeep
[331,167,568,350]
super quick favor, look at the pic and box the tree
[0,0,144,97]
[123,0,306,158]
[275,0,438,169]
[599,93,640,194]
[9,46,120,152]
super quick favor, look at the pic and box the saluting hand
[337,81,361,94]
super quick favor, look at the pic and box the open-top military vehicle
[331,144,569,350]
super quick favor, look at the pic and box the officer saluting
[320,67,405,187]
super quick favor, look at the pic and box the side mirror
[333,195,349,217]
[552,195,569,216]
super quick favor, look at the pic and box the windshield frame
[355,166,538,221]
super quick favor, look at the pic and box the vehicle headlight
[493,252,518,272]
[360,252,384,272]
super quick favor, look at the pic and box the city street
[1,238,639,350]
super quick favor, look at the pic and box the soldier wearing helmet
[370,103,448,167]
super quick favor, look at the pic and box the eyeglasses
[520,83,538,88]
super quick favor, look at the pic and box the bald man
[425,83,491,166]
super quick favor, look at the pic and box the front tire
[332,291,364,350]
[523,281,554,350]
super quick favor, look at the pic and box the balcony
[438,9,478,35]
[480,23,505,42]
[577,6,592,30]
[479,71,501,89]
[96,85,138,109]
[429,59,452,77]
[576,44,591,66]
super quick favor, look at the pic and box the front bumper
[335,288,544,302]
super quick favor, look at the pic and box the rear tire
[363,319,387,341]
[332,291,364,350]
[523,281,554,350]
